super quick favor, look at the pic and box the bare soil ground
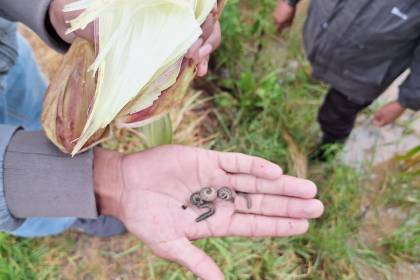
[353,159,420,280]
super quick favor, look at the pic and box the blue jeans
[0,35,76,237]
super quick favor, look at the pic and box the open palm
[110,145,323,279]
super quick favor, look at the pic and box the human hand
[49,0,221,77]
[274,0,296,33]
[372,101,406,127]
[185,5,222,77]
[94,145,324,280]
[49,0,95,43]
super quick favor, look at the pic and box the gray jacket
[303,0,420,110]
[0,0,97,232]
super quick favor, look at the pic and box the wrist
[93,147,124,219]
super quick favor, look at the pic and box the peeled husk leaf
[42,0,225,155]
[41,38,110,153]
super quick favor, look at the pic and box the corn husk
[42,39,110,153]
[42,0,225,155]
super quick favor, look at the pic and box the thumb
[372,111,385,127]
[152,238,224,280]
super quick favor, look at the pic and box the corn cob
[41,0,226,155]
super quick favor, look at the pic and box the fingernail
[304,200,323,217]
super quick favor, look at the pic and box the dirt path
[343,73,419,279]
[351,159,420,280]
[340,69,419,279]
[342,71,420,168]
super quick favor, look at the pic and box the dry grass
[18,25,63,81]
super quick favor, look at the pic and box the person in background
[0,1,323,279]
[274,0,420,160]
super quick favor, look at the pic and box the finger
[217,152,283,179]
[198,44,213,60]
[228,174,317,198]
[61,32,77,44]
[195,22,221,68]
[372,113,385,127]
[234,194,324,219]
[226,215,309,237]
[196,22,221,64]
[197,59,209,77]
[60,2,95,42]
[155,238,224,280]
[376,120,388,127]
[202,21,221,53]
[191,22,221,66]
[75,22,95,42]
[372,119,383,127]
[186,38,204,60]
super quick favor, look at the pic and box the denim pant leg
[0,34,76,237]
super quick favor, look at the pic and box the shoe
[71,215,126,237]
[309,138,345,163]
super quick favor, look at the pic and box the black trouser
[317,88,372,144]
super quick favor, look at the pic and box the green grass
[0,234,54,279]
[1,1,419,279]
[377,162,420,263]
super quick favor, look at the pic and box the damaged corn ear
[41,0,224,155]
[41,38,110,154]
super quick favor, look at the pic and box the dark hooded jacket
[303,0,420,110]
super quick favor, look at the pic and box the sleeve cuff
[1,0,69,53]
[398,86,420,111]
[0,125,24,232]
[4,130,98,219]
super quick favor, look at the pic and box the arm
[0,127,97,232]
[373,42,420,127]
[1,128,324,280]
[0,126,23,231]
[0,0,222,232]
[93,145,324,280]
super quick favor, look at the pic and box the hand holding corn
[49,0,221,76]
[94,145,324,280]
[44,0,224,154]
